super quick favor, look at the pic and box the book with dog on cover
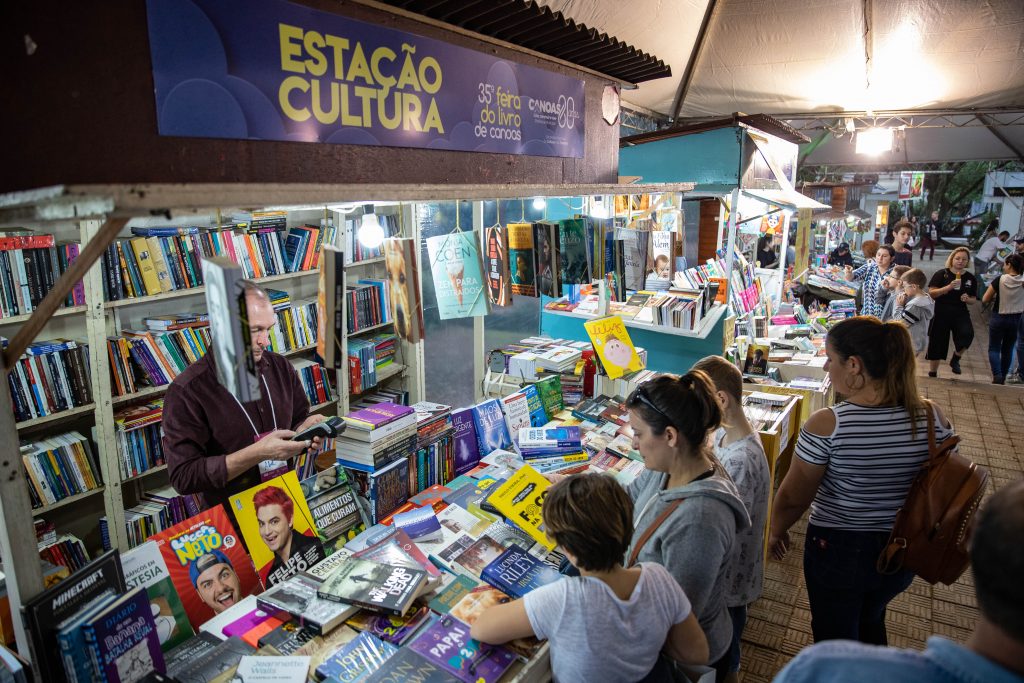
[382,238,424,343]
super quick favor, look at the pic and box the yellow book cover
[228,470,326,589]
[486,465,555,551]
[583,316,644,380]
[130,237,163,296]
[146,237,175,292]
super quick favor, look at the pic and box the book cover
[533,375,563,417]
[228,470,327,589]
[484,226,512,307]
[303,547,355,583]
[645,230,675,290]
[520,384,548,427]
[450,408,482,475]
[121,540,194,651]
[353,529,441,579]
[449,585,543,660]
[507,223,537,297]
[615,227,650,292]
[234,655,310,683]
[363,646,458,683]
[345,604,431,646]
[200,257,259,403]
[22,548,126,683]
[149,505,260,629]
[317,557,427,616]
[392,507,443,542]
[743,343,770,376]
[257,574,359,636]
[480,544,562,599]
[428,575,480,615]
[166,634,254,681]
[499,392,531,444]
[427,231,489,320]
[314,631,397,682]
[518,426,582,450]
[557,219,590,290]
[470,399,512,455]
[345,402,415,430]
[300,465,366,552]
[486,466,555,550]
[382,238,424,343]
[583,316,644,380]
[408,615,516,683]
[83,587,165,683]
[317,244,345,369]
[452,536,506,578]
[256,619,317,655]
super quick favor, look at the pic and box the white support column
[472,201,486,401]
[724,189,741,308]
[778,210,794,304]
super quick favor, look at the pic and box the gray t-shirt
[714,429,770,607]
[523,562,691,683]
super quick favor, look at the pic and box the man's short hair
[901,268,927,288]
[890,265,911,279]
[543,474,633,572]
[999,231,1011,239]
[692,355,743,402]
[895,221,914,234]
[972,479,1024,643]
[242,280,271,302]
[189,549,233,586]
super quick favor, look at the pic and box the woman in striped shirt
[767,316,954,645]
[844,244,896,317]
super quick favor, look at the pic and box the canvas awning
[743,188,831,211]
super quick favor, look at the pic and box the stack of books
[290,359,334,407]
[37,528,89,572]
[101,485,203,551]
[113,399,166,479]
[20,431,103,509]
[338,403,417,471]
[6,339,92,422]
[0,230,84,315]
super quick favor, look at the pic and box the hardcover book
[82,588,165,683]
[314,631,398,682]
[507,223,537,297]
[408,615,516,683]
[583,316,644,380]
[317,557,427,616]
[256,574,359,635]
[382,238,424,343]
[484,226,512,307]
[646,230,676,290]
[121,540,194,651]
[470,399,512,456]
[486,466,556,550]
[480,544,562,599]
[427,231,489,320]
[228,470,326,589]
[148,505,260,629]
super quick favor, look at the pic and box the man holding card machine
[164,282,336,517]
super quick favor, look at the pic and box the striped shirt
[852,262,893,318]
[796,402,954,531]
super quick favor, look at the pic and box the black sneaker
[950,357,962,375]
[993,375,1005,385]
[928,371,938,378]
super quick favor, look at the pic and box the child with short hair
[895,268,935,354]
[875,264,911,321]
[691,355,769,680]
[470,473,709,682]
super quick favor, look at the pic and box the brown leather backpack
[877,400,989,585]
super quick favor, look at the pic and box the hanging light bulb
[357,204,384,249]
[532,197,547,211]
[588,196,610,219]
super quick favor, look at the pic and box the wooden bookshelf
[16,403,96,431]
[112,384,168,405]
[104,269,319,309]
[310,398,339,412]
[348,256,385,267]
[282,343,317,357]
[0,305,87,327]
[123,464,168,483]
[31,486,105,517]
[353,362,406,395]
[348,320,394,337]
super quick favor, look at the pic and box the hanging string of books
[425,200,490,320]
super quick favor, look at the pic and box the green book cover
[534,375,563,416]
[426,231,490,320]
[557,219,590,289]
[121,540,195,652]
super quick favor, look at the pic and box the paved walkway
[741,251,1023,681]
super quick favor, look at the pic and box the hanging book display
[483,226,512,307]
[201,257,259,403]
[317,244,345,370]
[426,230,489,320]
[533,222,559,298]
[507,223,537,297]
[382,238,425,343]
[557,219,590,291]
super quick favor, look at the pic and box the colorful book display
[121,540,195,652]
[484,226,512,307]
[507,222,537,297]
[426,231,489,320]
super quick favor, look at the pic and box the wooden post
[724,189,740,306]
[472,201,486,401]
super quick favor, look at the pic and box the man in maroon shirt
[163,283,325,514]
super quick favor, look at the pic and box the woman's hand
[960,293,969,303]
[768,531,791,560]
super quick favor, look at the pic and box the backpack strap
[629,499,683,568]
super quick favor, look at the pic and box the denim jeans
[727,604,747,672]
[803,524,914,645]
[989,312,1022,378]
[1017,314,1024,378]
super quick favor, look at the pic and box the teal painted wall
[619,127,742,191]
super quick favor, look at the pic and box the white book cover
[500,393,531,444]
[235,656,310,683]
[202,257,259,403]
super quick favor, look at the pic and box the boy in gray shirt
[470,474,709,682]
[894,268,935,354]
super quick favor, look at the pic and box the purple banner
[145,0,585,158]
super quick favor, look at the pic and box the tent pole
[670,0,719,121]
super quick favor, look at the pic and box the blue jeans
[1017,314,1024,378]
[727,604,747,672]
[989,313,1022,378]
[803,524,914,645]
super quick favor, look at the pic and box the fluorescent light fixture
[532,197,547,211]
[357,204,384,249]
[588,196,610,219]
[856,127,894,155]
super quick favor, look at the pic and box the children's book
[450,408,481,474]
[314,631,398,682]
[300,465,367,552]
[480,544,562,599]
[645,230,676,290]
[408,615,516,683]
[317,557,427,616]
[427,231,489,320]
[382,238,425,343]
[470,399,512,455]
[583,316,644,380]
[228,470,326,589]
[82,588,165,683]
[148,505,260,630]
[234,655,310,683]
[121,540,194,651]
[449,585,543,660]
[256,573,360,635]
[484,226,512,308]
[486,465,555,550]
[507,223,537,297]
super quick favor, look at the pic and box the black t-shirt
[756,248,777,268]
[893,249,913,267]
[929,268,977,313]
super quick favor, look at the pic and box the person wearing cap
[1014,236,1024,256]
[190,549,243,615]
[827,243,854,268]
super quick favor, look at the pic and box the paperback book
[82,588,165,683]
[583,316,644,380]
[382,238,425,343]
[234,655,310,683]
[507,223,537,297]
[480,544,562,599]
[470,399,512,455]
[449,585,543,660]
[317,557,427,616]
[408,615,516,683]
[452,536,506,578]
[484,226,512,308]
[201,257,259,403]
[314,631,398,682]
[256,573,359,635]
[300,465,366,552]
[346,604,431,646]
[427,231,489,320]
[486,465,555,550]
[121,540,194,651]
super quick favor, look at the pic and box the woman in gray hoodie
[982,253,1024,383]
[624,373,750,682]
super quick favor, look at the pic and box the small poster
[427,231,490,320]
[743,343,770,376]
[910,171,925,199]
[484,227,512,307]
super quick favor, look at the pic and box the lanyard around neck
[230,375,276,438]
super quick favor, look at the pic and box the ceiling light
[855,128,893,156]
[588,196,610,219]
[357,204,384,248]
[532,197,547,211]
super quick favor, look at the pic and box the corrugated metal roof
[375,0,672,84]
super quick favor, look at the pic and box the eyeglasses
[627,382,671,422]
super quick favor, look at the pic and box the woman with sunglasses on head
[624,373,750,682]
[768,316,955,646]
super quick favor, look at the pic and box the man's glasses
[627,382,671,422]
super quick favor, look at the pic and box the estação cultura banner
[145,0,585,158]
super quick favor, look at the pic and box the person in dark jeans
[769,317,956,644]
[981,254,1024,383]
[920,211,940,261]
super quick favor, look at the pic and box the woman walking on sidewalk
[925,247,978,377]
[981,254,1024,384]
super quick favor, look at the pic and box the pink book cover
[346,402,415,429]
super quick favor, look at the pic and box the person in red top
[163,282,326,516]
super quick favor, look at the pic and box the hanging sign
[899,171,925,200]
[427,231,490,319]
[145,0,585,158]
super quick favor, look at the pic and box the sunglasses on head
[628,382,671,422]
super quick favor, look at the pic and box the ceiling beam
[977,113,1024,164]
[670,0,718,121]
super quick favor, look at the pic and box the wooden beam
[670,0,719,121]
[3,217,127,368]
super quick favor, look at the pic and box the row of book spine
[409,431,455,497]
[21,431,103,509]
[343,214,400,263]
[347,333,397,393]
[38,534,89,572]
[7,341,92,423]
[347,279,392,333]
[292,359,335,406]
[0,239,85,317]
[100,486,202,551]
[115,420,165,480]
[267,299,319,354]
[107,326,212,397]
